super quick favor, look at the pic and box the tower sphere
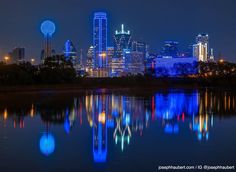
[41,20,56,36]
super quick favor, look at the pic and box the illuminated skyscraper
[193,34,209,61]
[93,12,107,68]
[114,24,131,58]
[40,20,56,63]
[63,40,78,66]
[209,48,214,61]
[124,49,145,75]
[110,57,125,77]
[107,47,114,75]
[110,24,131,77]
[132,41,149,62]
[86,46,95,76]
[86,46,95,69]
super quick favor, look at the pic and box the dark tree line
[0,57,236,87]
[0,55,76,85]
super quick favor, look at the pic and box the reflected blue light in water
[93,123,107,163]
[155,92,198,120]
[107,119,115,128]
[93,95,107,163]
[198,133,202,141]
[93,150,107,163]
[206,133,209,140]
[39,133,55,156]
[64,119,70,134]
[64,108,70,134]
[123,114,130,126]
[112,109,119,117]
[164,124,179,134]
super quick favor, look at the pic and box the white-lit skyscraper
[86,46,95,76]
[114,24,131,58]
[193,34,209,62]
[209,48,214,61]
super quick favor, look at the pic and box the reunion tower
[40,20,56,62]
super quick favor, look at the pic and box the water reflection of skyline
[0,90,236,162]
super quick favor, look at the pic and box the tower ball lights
[40,20,56,60]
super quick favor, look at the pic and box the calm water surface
[0,89,236,172]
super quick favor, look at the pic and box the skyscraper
[193,34,209,61]
[107,47,114,75]
[93,12,107,69]
[64,40,77,58]
[124,49,145,75]
[209,48,214,61]
[87,46,95,69]
[9,47,25,64]
[131,41,149,61]
[132,41,146,52]
[86,46,95,77]
[64,40,78,66]
[114,24,131,58]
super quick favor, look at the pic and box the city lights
[4,56,9,63]
[0,12,234,80]
[3,109,8,120]
[0,2,236,172]
[219,59,224,63]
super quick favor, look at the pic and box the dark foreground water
[0,88,235,172]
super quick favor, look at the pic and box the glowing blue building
[63,40,78,66]
[93,12,107,69]
[154,56,198,77]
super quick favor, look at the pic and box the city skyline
[0,0,236,62]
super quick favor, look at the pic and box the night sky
[0,0,236,62]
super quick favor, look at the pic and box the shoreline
[0,77,235,94]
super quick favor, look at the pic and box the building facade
[155,56,198,77]
[86,46,95,68]
[114,24,131,58]
[93,12,108,69]
[193,34,209,62]
[124,50,145,75]
[63,40,78,66]
[9,47,25,64]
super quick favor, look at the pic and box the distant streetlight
[31,58,35,64]
[219,59,224,63]
[4,56,9,64]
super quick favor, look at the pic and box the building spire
[121,24,124,34]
